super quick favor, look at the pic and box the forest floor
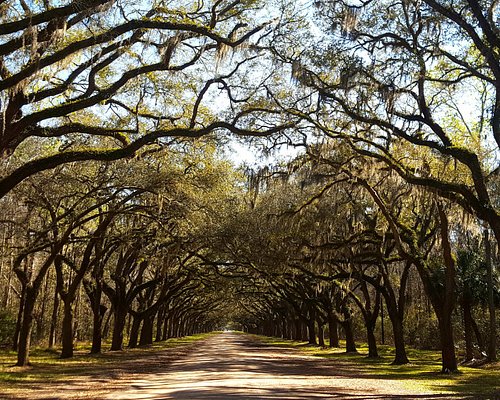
[0,332,498,399]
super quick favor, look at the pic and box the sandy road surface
[111,332,463,400]
[3,332,478,400]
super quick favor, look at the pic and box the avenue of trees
[0,0,498,375]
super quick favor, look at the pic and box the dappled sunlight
[1,332,491,399]
[112,333,459,400]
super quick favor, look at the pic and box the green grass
[0,332,216,391]
[253,335,500,398]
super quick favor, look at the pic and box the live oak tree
[0,0,295,198]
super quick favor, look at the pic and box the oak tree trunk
[60,298,74,358]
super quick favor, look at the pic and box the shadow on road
[115,333,474,400]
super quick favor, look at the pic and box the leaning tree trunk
[382,293,409,364]
[471,317,484,354]
[16,288,36,366]
[437,205,458,373]
[128,314,142,348]
[13,283,26,351]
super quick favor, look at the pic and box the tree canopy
[0,0,498,376]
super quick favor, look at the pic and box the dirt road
[4,332,479,399]
[110,332,461,400]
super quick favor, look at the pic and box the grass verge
[0,332,216,398]
[252,335,500,398]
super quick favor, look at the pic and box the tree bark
[139,315,154,346]
[438,312,457,373]
[293,319,301,341]
[485,229,497,361]
[391,313,409,364]
[13,283,26,351]
[461,294,474,361]
[128,314,141,348]
[318,323,325,347]
[60,298,74,358]
[48,288,59,349]
[110,305,128,351]
[155,307,164,342]
[437,205,458,373]
[341,319,357,353]
[328,312,339,347]
[366,319,378,358]
[91,304,106,354]
[16,288,35,366]
[307,318,317,345]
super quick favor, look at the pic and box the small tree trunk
[471,316,484,353]
[393,317,409,364]
[341,319,357,353]
[282,318,288,339]
[48,289,59,349]
[438,313,458,373]
[128,315,141,348]
[60,297,74,358]
[301,320,308,341]
[293,319,301,341]
[328,312,339,347]
[110,305,128,351]
[462,295,474,361]
[16,288,36,366]
[275,319,282,337]
[91,305,106,354]
[139,315,154,346]
[485,229,497,361]
[162,316,169,341]
[155,308,164,342]
[288,319,294,339]
[380,296,385,345]
[36,273,51,342]
[318,323,325,347]
[171,316,179,338]
[13,283,26,352]
[438,205,458,373]
[89,275,105,354]
[366,319,378,358]
[307,319,317,345]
